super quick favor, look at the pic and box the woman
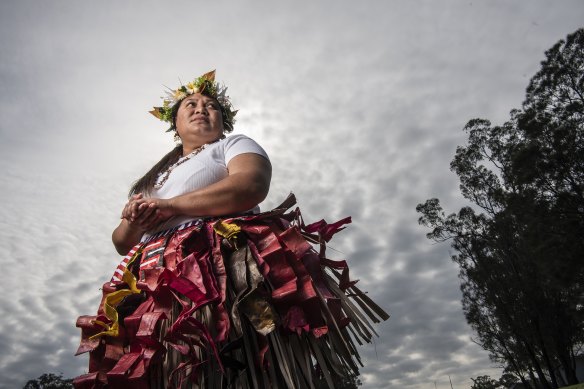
[74,71,388,389]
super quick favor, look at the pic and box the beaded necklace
[154,139,219,189]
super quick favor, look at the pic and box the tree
[417,28,584,389]
[498,372,519,388]
[23,373,73,389]
[470,375,502,389]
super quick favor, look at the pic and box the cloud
[1,1,583,388]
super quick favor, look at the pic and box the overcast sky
[1,1,583,388]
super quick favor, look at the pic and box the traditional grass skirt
[74,195,388,388]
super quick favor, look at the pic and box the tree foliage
[417,28,584,389]
[470,375,503,389]
[23,373,73,389]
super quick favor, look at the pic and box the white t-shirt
[144,134,269,235]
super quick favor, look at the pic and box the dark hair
[128,144,182,197]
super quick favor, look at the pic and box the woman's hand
[121,195,173,232]
[113,196,173,254]
[140,198,175,222]
[121,193,147,222]
[127,203,162,231]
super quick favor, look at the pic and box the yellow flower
[186,81,200,95]
[173,89,187,101]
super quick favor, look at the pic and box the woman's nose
[195,102,208,114]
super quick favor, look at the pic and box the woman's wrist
[164,196,187,219]
[113,219,144,255]
[165,198,177,216]
[125,219,146,234]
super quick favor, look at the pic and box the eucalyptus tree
[417,28,584,388]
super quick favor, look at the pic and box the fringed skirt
[73,195,389,388]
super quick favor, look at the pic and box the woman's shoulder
[221,133,268,161]
[221,133,263,149]
[223,133,255,144]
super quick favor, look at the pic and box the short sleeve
[223,134,269,165]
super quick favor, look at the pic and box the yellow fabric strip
[213,220,241,241]
[90,249,142,339]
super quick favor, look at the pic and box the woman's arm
[113,193,163,254]
[112,153,271,253]
[112,219,148,255]
[152,152,272,219]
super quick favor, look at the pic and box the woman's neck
[182,137,222,156]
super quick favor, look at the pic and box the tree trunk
[532,320,559,388]
[524,341,552,389]
[557,352,579,385]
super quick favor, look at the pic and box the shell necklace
[154,140,218,189]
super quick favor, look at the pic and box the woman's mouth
[191,116,209,123]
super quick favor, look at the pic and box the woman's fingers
[149,198,174,220]
[128,199,149,221]
[121,203,129,219]
[121,197,171,232]
[122,193,145,219]
[134,203,156,223]
[130,201,141,219]
[140,207,163,231]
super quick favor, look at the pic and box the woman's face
[175,93,224,149]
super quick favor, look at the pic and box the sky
[0,1,583,388]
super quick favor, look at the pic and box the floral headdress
[149,70,237,133]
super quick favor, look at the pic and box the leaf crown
[149,70,237,133]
